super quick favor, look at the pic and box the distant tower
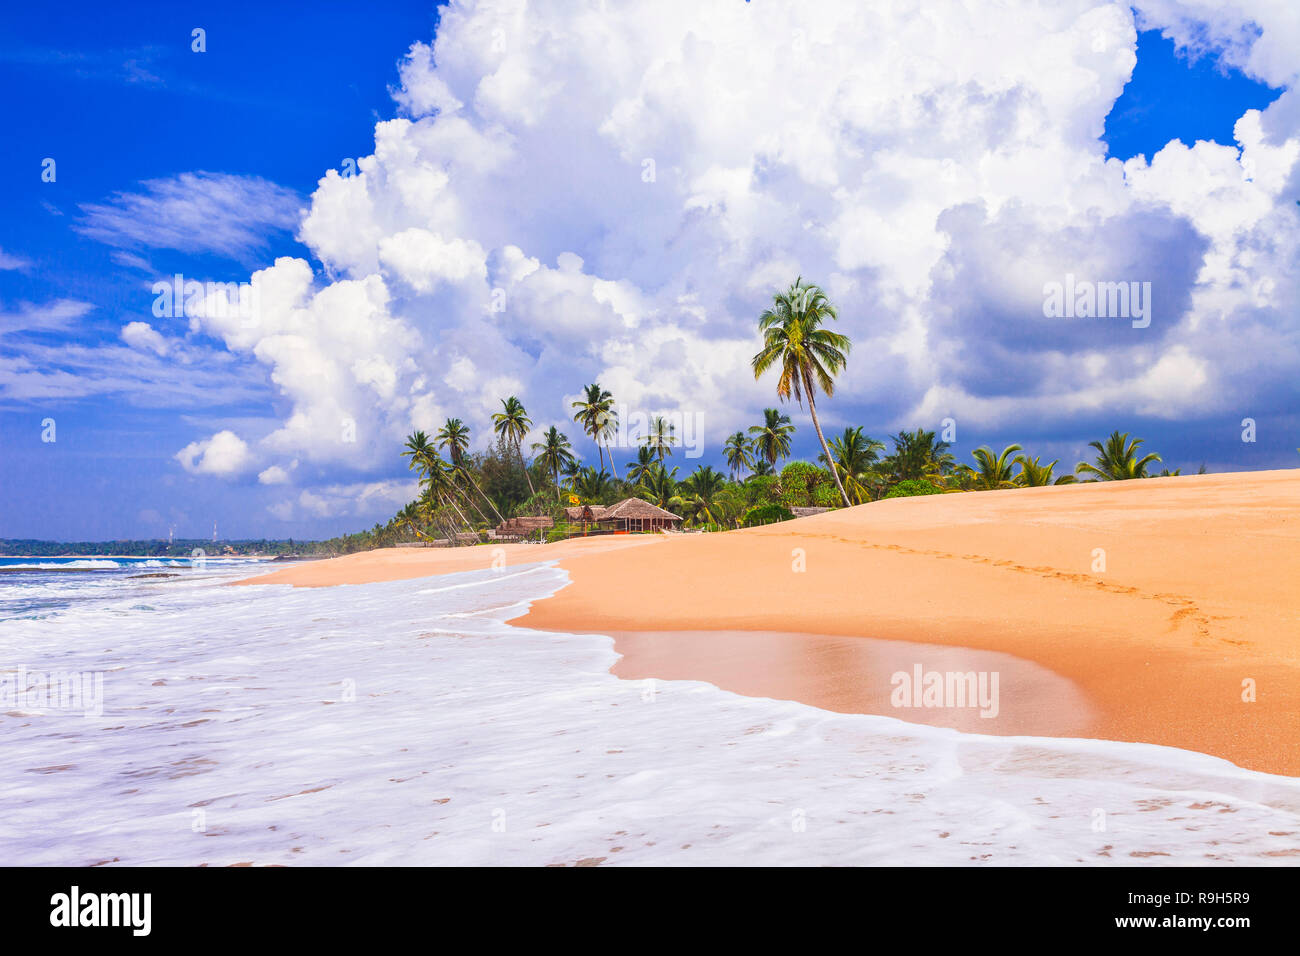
[212,521,218,544]
[168,526,174,545]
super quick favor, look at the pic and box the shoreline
[238,469,1300,777]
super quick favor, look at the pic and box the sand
[238,469,1300,776]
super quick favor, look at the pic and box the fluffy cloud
[175,0,1300,484]
[258,464,293,485]
[175,430,255,478]
[120,321,169,355]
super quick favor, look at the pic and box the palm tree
[417,451,475,532]
[572,466,613,503]
[679,465,728,526]
[751,458,775,477]
[559,456,582,487]
[435,417,503,523]
[404,430,485,523]
[881,428,955,483]
[819,426,885,504]
[1015,454,1075,486]
[751,278,853,508]
[492,396,535,496]
[966,444,1023,490]
[641,415,676,460]
[637,463,683,512]
[572,383,619,476]
[401,430,436,476]
[625,446,657,487]
[397,501,428,540]
[748,408,796,472]
[531,426,576,504]
[1076,431,1162,481]
[434,418,470,467]
[723,431,754,480]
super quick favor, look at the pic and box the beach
[244,469,1300,777]
[5,471,1299,866]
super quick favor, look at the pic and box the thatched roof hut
[565,498,682,532]
[563,504,609,522]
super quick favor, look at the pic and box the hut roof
[563,504,609,520]
[602,497,683,521]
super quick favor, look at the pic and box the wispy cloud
[0,299,93,334]
[0,313,268,406]
[76,172,303,262]
[0,248,32,271]
[0,45,168,86]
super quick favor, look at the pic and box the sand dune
[240,469,1300,775]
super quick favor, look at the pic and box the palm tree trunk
[444,494,472,530]
[517,440,536,497]
[605,439,620,478]
[804,372,852,508]
[460,467,505,523]
[454,481,491,526]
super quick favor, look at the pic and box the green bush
[744,474,779,507]
[741,504,796,527]
[777,461,836,508]
[883,479,943,499]
[812,483,841,508]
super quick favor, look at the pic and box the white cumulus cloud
[171,0,1300,485]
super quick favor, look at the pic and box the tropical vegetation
[299,279,1193,550]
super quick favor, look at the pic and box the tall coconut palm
[531,426,576,504]
[572,383,618,476]
[1015,454,1075,487]
[748,408,796,472]
[418,451,474,531]
[966,443,1023,490]
[752,279,852,507]
[492,396,536,496]
[723,431,755,480]
[434,418,470,467]
[641,415,677,460]
[405,430,479,521]
[625,445,657,487]
[1076,431,1162,481]
[401,430,437,476]
[435,417,503,523]
[819,426,885,504]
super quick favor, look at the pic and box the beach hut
[563,498,683,534]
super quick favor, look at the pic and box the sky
[1,0,1297,542]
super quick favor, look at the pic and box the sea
[0,556,1297,865]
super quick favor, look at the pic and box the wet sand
[607,630,1096,736]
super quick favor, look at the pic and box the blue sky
[1,1,439,539]
[1,2,1297,541]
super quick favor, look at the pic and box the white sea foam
[0,562,1297,866]
[1,559,124,571]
